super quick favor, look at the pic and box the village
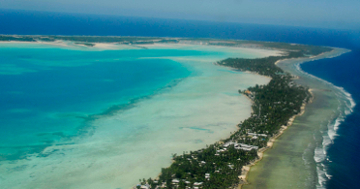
[135,45,327,189]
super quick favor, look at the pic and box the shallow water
[2,10,360,188]
[0,43,193,160]
[243,49,354,189]
[0,43,278,188]
[301,51,360,189]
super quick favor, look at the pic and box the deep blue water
[301,51,360,189]
[1,9,360,188]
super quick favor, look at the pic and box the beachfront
[133,41,336,189]
[0,36,351,189]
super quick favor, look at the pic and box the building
[234,143,259,151]
[205,173,210,180]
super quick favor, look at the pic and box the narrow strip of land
[135,44,332,189]
[0,35,335,189]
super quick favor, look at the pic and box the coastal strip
[237,88,313,189]
[135,43,333,189]
[241,48,353,189]
[0,35,343,189]
[237,50,344,188]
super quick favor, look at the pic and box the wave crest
[294,56,355,188]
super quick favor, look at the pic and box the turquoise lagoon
[0,43,194,160]
[0,42,278,188]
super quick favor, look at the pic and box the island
[134,44,332,189]
[0,35,346,189]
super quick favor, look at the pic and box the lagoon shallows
[0,42,279,188]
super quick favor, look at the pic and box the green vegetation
[138,146,258,189]
[0,35,178,44]
[74,42,95,47]
[0,35,332,55]
[0,35,38,42]
[136,44,331,189]
[0,35,332,188]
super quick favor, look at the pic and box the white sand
[139,43,283,57]
[92,43,140,50]
[0,40,71,48]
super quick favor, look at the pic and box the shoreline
[137,41,335,188]
[0,37,274,189]
[0,35,350,189]
[238,88,314,188]
[0,40,284,58]
[240,47,351,189]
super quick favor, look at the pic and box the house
[140,184,150,189]
[244,90,252,95]
[205,173,210,180]
[234,143,259,151]
[223,141,234,147]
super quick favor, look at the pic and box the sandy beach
[138,43,284,57]
[2,39,346,189]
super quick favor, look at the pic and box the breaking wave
[294,56,356,189]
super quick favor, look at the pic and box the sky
[1,0,360,30]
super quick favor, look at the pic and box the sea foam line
[293,52,355,189]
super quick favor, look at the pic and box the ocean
[301,50,360,189]
[1,9,360,189]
